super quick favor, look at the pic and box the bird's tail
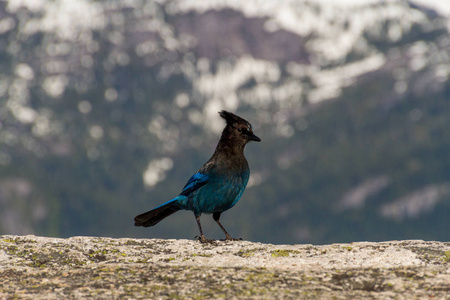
[134,198,180,227]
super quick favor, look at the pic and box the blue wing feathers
[180,172,209,196]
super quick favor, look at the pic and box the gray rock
[0,235,449,299]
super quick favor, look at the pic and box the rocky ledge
[0,236,449,299]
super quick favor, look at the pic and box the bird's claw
[222,235,243,242]
[194,235,242,243]
[195,235,217,244]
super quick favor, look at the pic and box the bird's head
[219,110,261,144]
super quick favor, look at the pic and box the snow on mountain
[174,0,447,108]
[3,0,449,132]
[410,0,450,17]
[2,0,449,165]
[1,0,450,241]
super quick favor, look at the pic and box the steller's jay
[134,110,261,242]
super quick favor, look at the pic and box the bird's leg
[195,215,214,243]
[213,212,242,241]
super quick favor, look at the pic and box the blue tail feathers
[134,198,180,227]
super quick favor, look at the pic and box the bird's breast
[187,170,249,214]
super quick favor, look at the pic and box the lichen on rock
[0,236,449,299]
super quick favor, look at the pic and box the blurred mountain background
[1,0,449,244]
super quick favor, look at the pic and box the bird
[134,110,261,243]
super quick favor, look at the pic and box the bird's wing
[180,172,209,196]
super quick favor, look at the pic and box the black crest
[218,110,260,143]
[219,110,247,126]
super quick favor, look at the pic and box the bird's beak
[248,133,261,142]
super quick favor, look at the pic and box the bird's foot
[195,235,216,244]
[222,234,243,242]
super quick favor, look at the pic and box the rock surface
[0,235,449,299]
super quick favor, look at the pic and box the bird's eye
[237,128,242,132]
